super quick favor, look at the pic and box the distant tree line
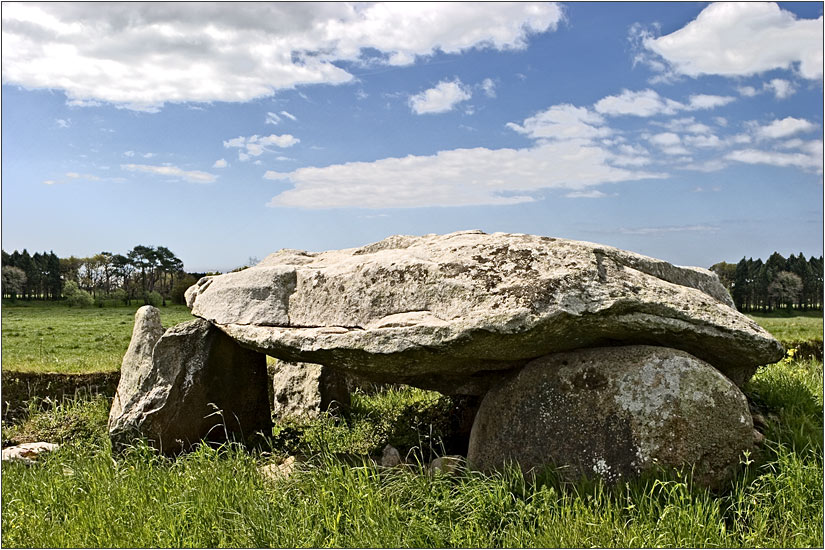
[711,253,823,312]
[2,245,198,306]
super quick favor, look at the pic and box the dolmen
[109,230,783,487]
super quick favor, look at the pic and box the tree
[731,258,749,311]
[63,280,94,307]
[709,261,736,293]
[171,274,198,305]
[2,266,26,300]
[47,252,62,300]
[768,271,803,309]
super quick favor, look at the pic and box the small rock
[380,444,402,467]
[2,442,60,465]
[752,413,767,430]
[272,361,350,419]
[260,455,299,482]
[753,429,765,445]
[429,455,464,475]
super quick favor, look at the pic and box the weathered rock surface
[2,442,60,465]
[108,319,271,453]
[467,346,754,487]
[109,305,164,423]
[272,361,351,418]
[185,230,782,393]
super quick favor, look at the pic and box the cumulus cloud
[1,2,563,110]
[754,117,817,140]
[684,134,723,148]
[594,89,684,117]
[595,89,735,118]
[643,2,823,80]
[224,133,300,161]
[726,144,823,172]
[764,78,796,99]
[687,94,735,110]
[264,141,664,209]
[409,79,472,114]
[656,117,712,134]
[506,104,610,141]
[121,163,217,183]
[737,86,759,97]
[213,158,228,168]
[480,78,496,98]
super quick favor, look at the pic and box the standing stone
[109,319,271,453]
[271,361,350,419]
[468,346,754,488]
[109,306,164,424]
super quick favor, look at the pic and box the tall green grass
[2,357,822,548]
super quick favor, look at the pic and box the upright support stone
[109,319,271,453]
[467,345,754,488]
[109,305,164,424]
[271,361,351,419]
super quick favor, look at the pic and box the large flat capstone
[185,230,782,394]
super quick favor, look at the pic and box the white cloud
[142,152,155,159]
[754,117,817,140]
[65,172,101,181]
[643,2,823,80]
[684,134,723,148]
[726,145,823,172]
[213,158,228,168]
[737,86,759,97]
[280,110,297,121]
[656,117,712,134]
[55,118,70,128]
[682,160,728,173]
[265,112,281,125]
[764,78,795,99]
[124,151,135,157]
[121,163,217,183]
[648,132,681,147]
[506,104,610,141]
[618,224,719,235]
[1,2,563,110]
[409,79,472,114]
[264,141,664,209]
[594,89,683,117]
[480,78,496,98]
[687,94,735,110]
[224,133,300,160]
[565,190,609,199]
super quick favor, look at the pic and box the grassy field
[1,302,823,547]
[748,310,823,342]
[1,301,194,374]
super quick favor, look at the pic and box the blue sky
[2,2,822,272]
